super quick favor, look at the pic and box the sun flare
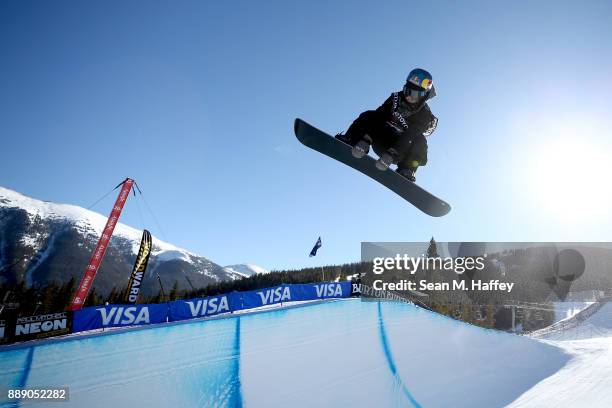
[526,134,612,223]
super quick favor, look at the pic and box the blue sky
[1,1,611,271]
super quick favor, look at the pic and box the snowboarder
[294,118,451,216]
[336,68,438,182]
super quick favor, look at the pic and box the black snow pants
[344,110,427,171]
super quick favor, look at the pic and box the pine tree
[107,287,120,304]
[54,277,75,311]
[169,280,179,301]
[85,287,102,307]
[426,237,439,258]
[120,286,131,303]
[151,289,163,304]
[41,282,60,314]
[485,304,496,328]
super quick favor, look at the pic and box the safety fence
[528,295,612,338]
[1,281,361,344]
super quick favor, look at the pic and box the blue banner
[241,285,292,309]
[168,294,238,322]
[71,281,355,334]
[73,303,168,333]
[240,282,352,309]
[292,282,352,300]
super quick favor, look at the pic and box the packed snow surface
[509,301,612,406]
[0,299,581,407]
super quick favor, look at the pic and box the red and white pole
[69,178,135,311]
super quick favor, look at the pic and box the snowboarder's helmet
[404,68,433,101]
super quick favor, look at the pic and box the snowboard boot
[375,149,399,171]
[396,167,416,182]
[351,134,372,159]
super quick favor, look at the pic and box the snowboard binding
[351,134,372,159]
[396,167,416,182]
[375,149,399,171]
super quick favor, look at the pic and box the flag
[125,230,153,304]
[309,236,322,257]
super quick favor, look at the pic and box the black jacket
[345,91,438,169]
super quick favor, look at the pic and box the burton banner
[125,229,153,304]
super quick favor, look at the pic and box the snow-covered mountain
[222,264,269,278]
[0,186,245,297]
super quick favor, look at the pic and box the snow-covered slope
[509,301,612,407]
[222,263,269,277]
[1,186,195,258]
[0,299,571,407]
[0,186,243,295]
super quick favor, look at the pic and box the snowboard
[294,118,451,217]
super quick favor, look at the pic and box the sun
[525,132,612,223]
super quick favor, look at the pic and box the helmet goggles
[403,81,428,101]
[404,68,433,102]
